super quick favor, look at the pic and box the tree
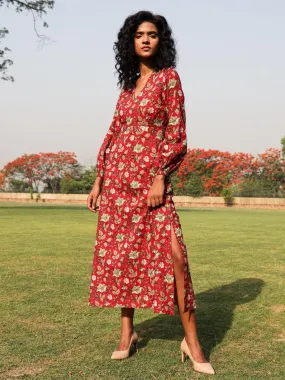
[281,136,285,158]
[7,178,30,192]
[80,166,97,191]
[59,166,97,194]
[60,178,86,194]
[178,149,257,196]
[0,171,5,191]
[2,151,81,193]
[183,173,204,198]
[39,152,82,193]
[0,0,55,81]
[255,148,285,197]
[2,153,43,191]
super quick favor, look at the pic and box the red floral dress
[88,67,196,315]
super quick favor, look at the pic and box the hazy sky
[1,0,284,169]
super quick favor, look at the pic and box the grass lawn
[0,202,284,379]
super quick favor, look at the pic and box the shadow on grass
[136,278,264,359]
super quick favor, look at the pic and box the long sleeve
[155,68,187,177]
[96,91,122,179]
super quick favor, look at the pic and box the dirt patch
[16,317,57,330]
[271,304,285,313]
[0,293,27,302]
[0,359,54,379]
[0,365,45,379]
[274,329,285,342]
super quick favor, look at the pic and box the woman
[87,11,215,375]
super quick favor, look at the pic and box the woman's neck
[139,60,154,77]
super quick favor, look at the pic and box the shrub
[239,178,281,198]
[8,179,30,192]
[60,178,86,194]
[221,188,235,206]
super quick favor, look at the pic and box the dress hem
[87,300,197,316]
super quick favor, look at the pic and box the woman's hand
[87,177,102,213]
[147,175,165,208]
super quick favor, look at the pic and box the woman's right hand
[87,177,102,213]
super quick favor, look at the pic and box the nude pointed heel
[180,337,215,375]
[111,331,139,360]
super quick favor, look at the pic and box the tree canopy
[2,151,80,193]
[0,0,55,81]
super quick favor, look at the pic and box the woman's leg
[116,307,135,350]
[171,224,207,363]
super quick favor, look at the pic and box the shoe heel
[134,341,139,352]
[181,350,186,362]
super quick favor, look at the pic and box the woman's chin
[137,52,154,59]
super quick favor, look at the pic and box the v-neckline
[132,71,155,101]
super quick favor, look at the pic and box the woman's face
[134,22,159,59]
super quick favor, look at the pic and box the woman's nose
[142,35,150,44]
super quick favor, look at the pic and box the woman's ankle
[185,334,201,347]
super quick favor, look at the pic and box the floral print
[89,67,196,315]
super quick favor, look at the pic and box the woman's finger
[91,196,97,210]
[87,194,96,213]
[87,195,92,210]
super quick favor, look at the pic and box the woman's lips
[142,47,151,51]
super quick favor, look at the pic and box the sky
[1,0,284,169]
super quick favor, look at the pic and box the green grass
[0,202,284,379]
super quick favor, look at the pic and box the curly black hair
[114,11,177,90]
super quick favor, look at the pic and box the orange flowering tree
[2,151,81,193]
[0,171,5,191]
[257,148,284,182]
[175,147,285,197]
[177,149,259,196]
[254,148,285,196]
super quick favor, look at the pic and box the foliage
[178,148,258,196]
[2,151,81,193]
[257,147,284,182]
[238,178,281,198]
[0,171,5,191]
[79,166,97,192]
[59,166,97,194]
[169,172,182,195]
[60,178,86,194]
[227,183,241,197]
[281,136,285,157]
[7,178,30,192]
[177,147,285,197]
[0,0,55,81]
[183,173,204,198]
[1,143,285,197]
[221,188,235,206]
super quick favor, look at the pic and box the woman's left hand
[147,175,165,208]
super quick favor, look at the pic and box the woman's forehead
[136,22,158,33]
